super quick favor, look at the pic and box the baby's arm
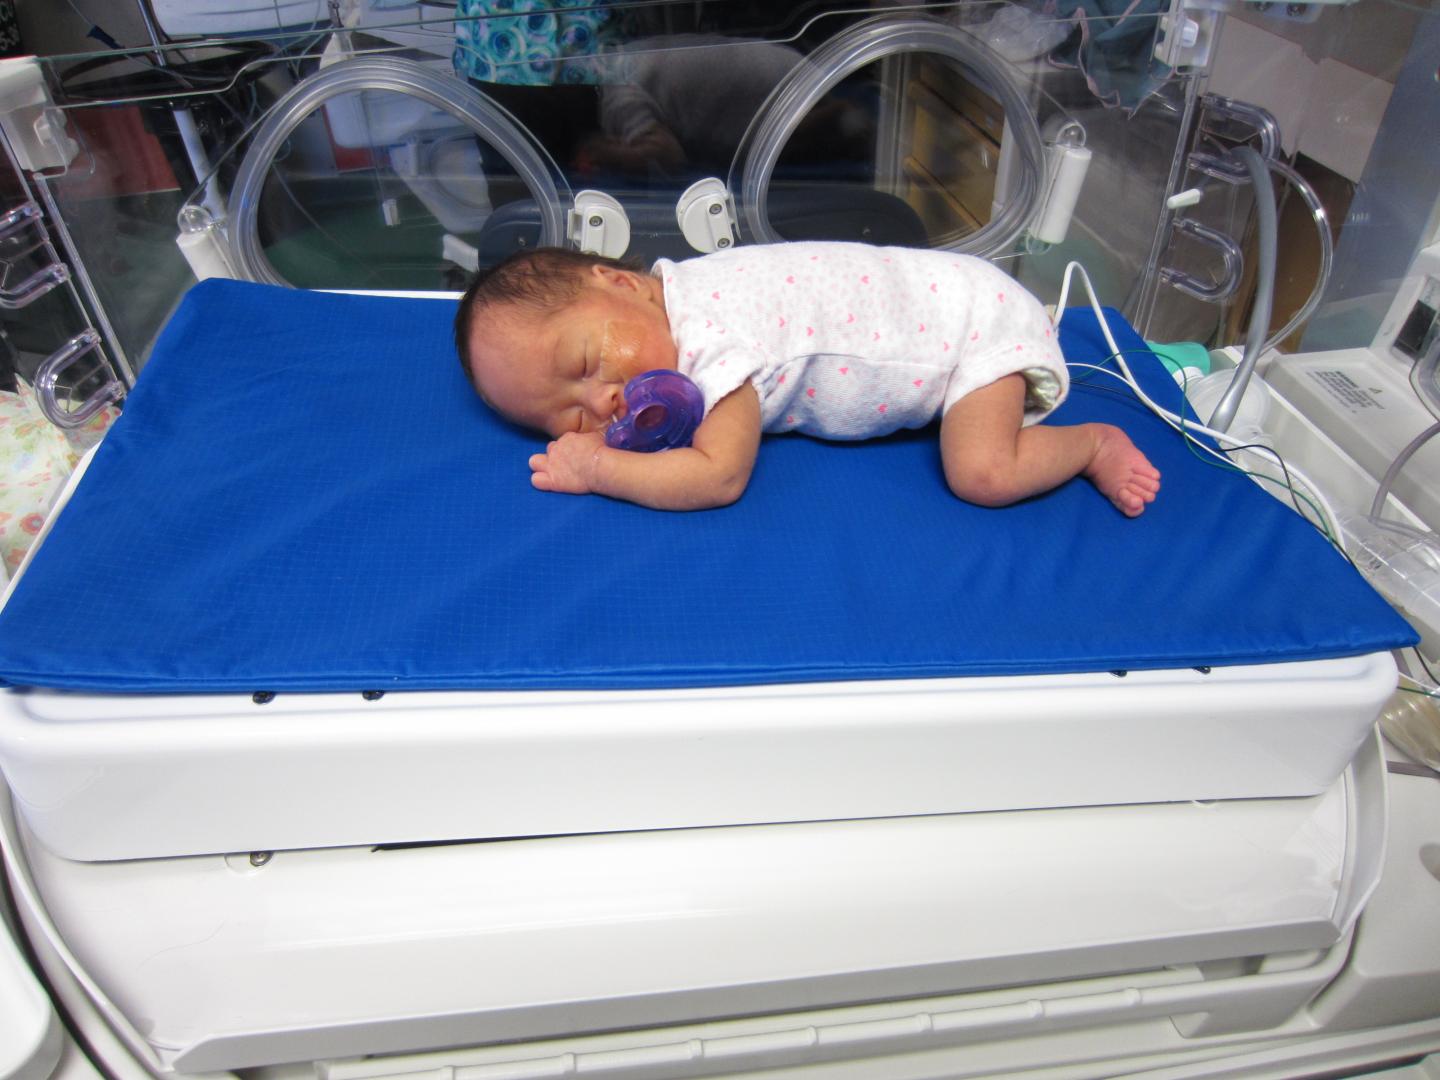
[529,383,762,510]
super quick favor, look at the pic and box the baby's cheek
[600,320,643,377]
[601,319,674,379]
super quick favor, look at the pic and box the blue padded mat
[0,279,1415,692]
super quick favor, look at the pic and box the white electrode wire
[1055,261,1343,539]
[1069,360,1340,533]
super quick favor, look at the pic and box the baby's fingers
[528,450,557,492]
[528,438,595,495]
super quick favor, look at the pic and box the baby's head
[455,247,677,438]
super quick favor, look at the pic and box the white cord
[1055,262,1345,542]
[1070,362,1343,535]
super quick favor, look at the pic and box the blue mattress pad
[0,279,1415,692]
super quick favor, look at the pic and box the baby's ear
[590,264,643,292]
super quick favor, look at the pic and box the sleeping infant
[453,241,1160,514]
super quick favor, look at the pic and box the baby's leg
[940,374,1161,516]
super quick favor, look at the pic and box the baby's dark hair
[453,246,646,388]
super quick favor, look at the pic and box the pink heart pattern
[663,244,1061,440]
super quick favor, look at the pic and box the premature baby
[454,241,1160,514]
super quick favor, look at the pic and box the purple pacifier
[604,370,705,452]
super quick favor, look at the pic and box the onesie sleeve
[677,342,766,419]
[655,256,769,419]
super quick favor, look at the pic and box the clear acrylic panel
[32,0,1438,371]
[1133,1,1440,352]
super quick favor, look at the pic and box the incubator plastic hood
[163,7,1094,296]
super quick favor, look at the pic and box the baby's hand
[529,431,607,495]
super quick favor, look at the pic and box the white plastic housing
[1032,142,1092,245]
[0,650,1396,862]
[175,227,237,282]
[0,57,79,173]
[12,735,1388,1073]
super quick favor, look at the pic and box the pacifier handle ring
[634,403,668,433]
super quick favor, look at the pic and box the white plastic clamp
[676,178,737,254]
[568,189,631,258]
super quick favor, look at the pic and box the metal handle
[1158,218,1243,302]
[33,329,123,429]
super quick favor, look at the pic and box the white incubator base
[7,734,1394,1074]
[0,649,1396,862]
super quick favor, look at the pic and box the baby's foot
[1085,424,1161,517]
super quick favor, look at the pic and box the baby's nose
[586,381,624,423]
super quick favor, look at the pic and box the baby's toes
[1111,487,1144,516]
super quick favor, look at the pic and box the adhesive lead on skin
[601,319,644,373]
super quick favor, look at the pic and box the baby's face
[468,265,677,439]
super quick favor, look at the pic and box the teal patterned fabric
[453,0,615,85]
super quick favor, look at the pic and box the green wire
[1397,684,1440,701]
[1066,349,1342,548]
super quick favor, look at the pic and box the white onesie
[653,241,1067,439]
